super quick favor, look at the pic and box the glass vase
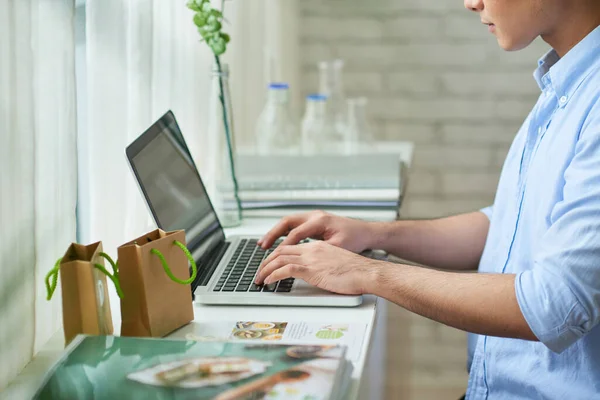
[207,60,242,228]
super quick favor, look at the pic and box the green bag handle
[45,252,124,300]
[150,240,198,285]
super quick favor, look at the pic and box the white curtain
[79,0,300,284]
[0,0,77,390]
[0,0,299,390]
[80,0,228,269]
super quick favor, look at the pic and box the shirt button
[538,127,542,134]
[559,95,568,104]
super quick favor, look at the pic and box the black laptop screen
[127,111,225,258]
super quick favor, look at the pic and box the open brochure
[33,335,353,400]
[169,321,368,363]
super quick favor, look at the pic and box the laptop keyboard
[212,238,295,293]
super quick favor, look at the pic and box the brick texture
[299,0,549,218]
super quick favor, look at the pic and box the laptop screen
[126,111,225,259]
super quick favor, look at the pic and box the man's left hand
[255,241,379,295]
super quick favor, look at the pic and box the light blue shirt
[466,26,600,399]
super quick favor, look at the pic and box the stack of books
[226,153,405,221]
[33,335,353,400]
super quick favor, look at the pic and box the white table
[0,220,385,400]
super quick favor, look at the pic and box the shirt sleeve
[515,109,600,354]
[480,206,493,220]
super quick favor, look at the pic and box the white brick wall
[299,0,549,219]
[388,72,439,95]
[442,14,491,39]
[301,17,384,40]
[383,122,437,143]
[442,172,502,195]
[440,72,538,96]
[440,124,519,145]
[413,146,492,169]
[369,98,497,120]
[385,16,442,39]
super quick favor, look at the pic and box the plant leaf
[205,19,222,32]
[186,0,231,56]
[211,41,226,56]
[197,26,210,39]
[186,0,201,11]
[193,13,207,27]
[209,9,223,19]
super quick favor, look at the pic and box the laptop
[125,110,363,307]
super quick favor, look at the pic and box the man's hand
[254,214,536,343]
[258,210,378,254]
[255,241,380,295]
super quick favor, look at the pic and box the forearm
[367,262,536,341]
[368,211,490,271]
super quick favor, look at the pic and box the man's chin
[498,35,535,52]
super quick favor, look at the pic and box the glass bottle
[207,61,242,227]
[318,59,347,139]
[345,97,374,154]
[301,94,339,155]
[255,83,300,155]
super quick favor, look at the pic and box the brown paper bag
[118,229,196,338]
[53,242,114,346]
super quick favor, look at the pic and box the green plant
[187,0,231,56]
[187,0,242,223]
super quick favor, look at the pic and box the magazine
[169,321,367,362]
[33,335,353,400]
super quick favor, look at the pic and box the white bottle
[301,94,339,155]
[255,83,299,155]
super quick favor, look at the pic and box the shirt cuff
[479,206,493,220]
[515,269,589,353]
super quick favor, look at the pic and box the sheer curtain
[0,0,77,390]
[0,0,299,390]
[79,0,227,278]
[79,0,300,297]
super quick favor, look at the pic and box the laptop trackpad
[292,279,340,296]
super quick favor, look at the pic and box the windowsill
[1,330,65,400]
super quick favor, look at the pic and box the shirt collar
[533,25,600,105]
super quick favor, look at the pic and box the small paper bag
[59,242,114,346]
[118,229,195,338]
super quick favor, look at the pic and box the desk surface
[1,221,381,400]
[1,299,380,400]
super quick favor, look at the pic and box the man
[255,0,600,398]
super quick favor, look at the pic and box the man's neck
[541,3,600,57]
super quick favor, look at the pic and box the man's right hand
[257,210,378,254]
